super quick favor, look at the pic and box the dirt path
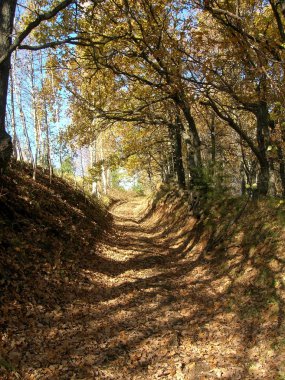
[2,197,282,379]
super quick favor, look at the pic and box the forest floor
[1,165,285,379]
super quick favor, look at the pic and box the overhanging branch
[0,0,76,65]
[18,37,93,51]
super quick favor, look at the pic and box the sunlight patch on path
[2,196,282,380]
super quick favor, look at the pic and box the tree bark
[207,96,270,197]
[277,146,285,197]
[173,93,204,190]
[15,70,34,165]
[30,54,40,180]
[0,0,17,171]
[40,51,52,182]
[169,122,186,189]
[10,60,19,159]
[254,101,270,196]
[174,92,202,170]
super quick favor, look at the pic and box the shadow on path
[1,196,284,379]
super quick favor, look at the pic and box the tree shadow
[1,188,284,379]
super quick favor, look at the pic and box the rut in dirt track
[2,196,280,379]
[74,197,277,380]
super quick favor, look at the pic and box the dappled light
[1,167,285,379]
[1,0,285,379]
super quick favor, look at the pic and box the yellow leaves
[85,354,96,365]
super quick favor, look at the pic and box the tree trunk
[0,1,17,171]
[40,51,52,182]
[15,73,34,165]
[175,93,202,170]
[9,60,18,159]
[240,163,246,195]
[256,161,270,197]
[169,122,186,189]
[209,114,216,169]
[30,54,40,180]
[80,149,85,190]
[173,94,204,190]
[277,146,285,197]
[254,101,270,196]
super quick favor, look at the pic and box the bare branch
[18,37,93,51]
[205,5,242,22]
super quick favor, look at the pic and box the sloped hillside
[143,188,285,379]
[0,162,111,375]
[1,170,285,379]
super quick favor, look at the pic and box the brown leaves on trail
[1,169,285,379]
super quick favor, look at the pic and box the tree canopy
[2,0,285,198]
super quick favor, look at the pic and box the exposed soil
[1,166,285,379]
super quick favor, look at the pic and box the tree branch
[0,0,75,65]
[202,96,261,161]
[18,37,93,51]
[204,5,242,22]
[269,0,285,42]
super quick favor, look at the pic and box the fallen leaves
[1,165,285,379]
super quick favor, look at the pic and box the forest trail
[1,195,283,379]
[91,198,280,380]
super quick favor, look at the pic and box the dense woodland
[0,0,285,199]
[1,1,285,379]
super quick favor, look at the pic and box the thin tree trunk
[9,57,18,159]
[80,148,85,191]
[209,114,216,169]
[53,73,63,178]
[0,1,17,170]
[90,139,98,195]
[240,162,246,195]
[169,122,186,189]
[15,78,34,165]
[40,51,52,182]
[254,101,270,197]
[173,96,204,190]
[277,146,285,197]
[101,158,107,194]
[30,53,41,180]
